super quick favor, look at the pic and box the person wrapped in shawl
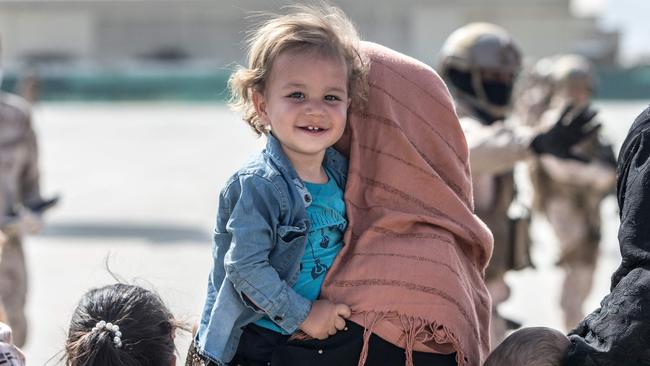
[272,42,493,366]
[564,105,650,365]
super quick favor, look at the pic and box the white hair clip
[92,320,123,348]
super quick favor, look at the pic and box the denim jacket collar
[264,133,347,208]
[265,133,301,183]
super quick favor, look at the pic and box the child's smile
[298,125,326,134]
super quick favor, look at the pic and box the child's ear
[253,90,269,124]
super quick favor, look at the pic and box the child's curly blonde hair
[228,4,368,136]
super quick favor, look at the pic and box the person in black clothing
[564,105,650,365]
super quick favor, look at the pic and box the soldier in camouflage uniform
[438,23,601,347]
[528,55,616,330]
[0,37,57,347]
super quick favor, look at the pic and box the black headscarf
[565,105,650,366]
[613,106,650,286]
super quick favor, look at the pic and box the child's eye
[324,95,342,102]
[287,92,305,99]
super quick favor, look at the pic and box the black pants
[272,321,457,366]
[230,324,289,366]
[185,324,288,366]
[193,322,457,366]
[223,322,457,366]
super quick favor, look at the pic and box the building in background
[0,0,618,71]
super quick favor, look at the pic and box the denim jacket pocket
[276,222,308,244]
[273,222,308,274]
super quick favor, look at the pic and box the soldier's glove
[530,104,600,162]
[26,195,60,214]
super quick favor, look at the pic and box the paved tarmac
[17,101,648,364]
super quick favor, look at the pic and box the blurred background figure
[524,54,617,330]
[0,35,58,347]
[438,23,600,347]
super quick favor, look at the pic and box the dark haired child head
[484,327,570,366]
[65,283,178,366]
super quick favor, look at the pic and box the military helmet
[549,54,595,95]
[438,23,522,121]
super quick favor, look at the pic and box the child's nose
[304,100,326,116]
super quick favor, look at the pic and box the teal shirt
[255,170,347,334]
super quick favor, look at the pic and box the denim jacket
[195,134,348,364]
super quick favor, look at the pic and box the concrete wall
[0,8,94,65]
[0,0,618,70]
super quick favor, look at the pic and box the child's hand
[299,299,351,340]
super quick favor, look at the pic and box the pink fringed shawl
[322,42,493,366]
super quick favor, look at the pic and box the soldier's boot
[561,263,596,331]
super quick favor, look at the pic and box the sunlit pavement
[20,101,648,363]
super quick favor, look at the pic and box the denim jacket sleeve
[222,173,311,333]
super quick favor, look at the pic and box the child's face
[254,49,350,164]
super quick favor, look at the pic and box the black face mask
[447,68,503,125]
[446,68,476,97]
[482,80,513,106]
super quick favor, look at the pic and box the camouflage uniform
[532,147,615,329]
[529,57,616,328]
[0,91,42,347]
